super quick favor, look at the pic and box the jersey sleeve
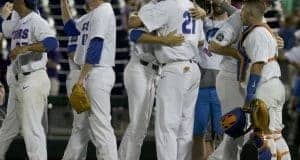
[243,27,270,63]
[211,11,242,46]
[138,2,168,32]
[89,6,112,39]
[2,19,18,38]
[33,18,56,41]
[2,11,20,38]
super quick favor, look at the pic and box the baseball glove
[69,84,91,113]
[249,99,270,134]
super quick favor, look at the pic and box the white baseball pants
[62,69,90,160]
[209,70,246,160]
[85,67,118,160]
[0,84,19,160]
[15,69,50,160]
[118,56,157,160]
[255,78,291,160]
[155,61,200,160]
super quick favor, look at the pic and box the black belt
[140,60,159,72]
[161,59,198,66]
[15,72,31,81]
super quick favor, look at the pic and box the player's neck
[248,19,263,26]
[213,12,228,21]
[89,1,105,10]
[18,8,32,18]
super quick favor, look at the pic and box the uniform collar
[20,11,35,24]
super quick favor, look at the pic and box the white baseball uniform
[242,26,290,160]
[208,11,246,160]
[62,36,91,160]
[118,28,158,160]
[1,11,54,160]
[138,0,202,159]
[0,65,19,160]
[0,11,20,160]
[67,3,118,160]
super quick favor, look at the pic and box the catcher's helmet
[221,107,248,138]
[24,0,37,10]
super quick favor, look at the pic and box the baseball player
[61,0,119,159]
[0,4,20,160]
[62,35,91,160]
[207,1,285,159]
[128,0,204,159]
[0,0,58,159]
[239,1,290,160]
[207,9,246,160]
[192,2,227,160]
[118,3,189,159]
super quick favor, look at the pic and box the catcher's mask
[221,107,249,138]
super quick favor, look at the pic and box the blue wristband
[129,29,145,43]
[245,74,261,103]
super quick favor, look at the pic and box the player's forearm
[60,0,73,24]
[26,37,59,53]
[25,42,46,53]
[138,33,167,45]
[208,42,240,59]
[78,64,92,83]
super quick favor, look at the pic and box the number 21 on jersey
[182,11,196,34]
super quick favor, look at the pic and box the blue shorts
[193,87,223,136]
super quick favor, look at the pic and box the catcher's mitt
[249,99,270,134]
[69,84,91,113]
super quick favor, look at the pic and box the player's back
[139,0,203,64]
[243,26,281,82]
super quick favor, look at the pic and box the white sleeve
[2,19,18,38]
[243,28,269,63]
[285,48,300,63]
[138,2,168,32]
[33,19,55,41]
[211,11,242,46]
[89,7,111,39]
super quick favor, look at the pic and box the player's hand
[128,15,143,29]
[162,30,184,46]
[242,103,252,113]
[9,46,29,60]
[77,76,85,86]
[275,35,284,49]
[1,2,13,20]
[189,5,206,20]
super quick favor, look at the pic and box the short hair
[243,1,265,20]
